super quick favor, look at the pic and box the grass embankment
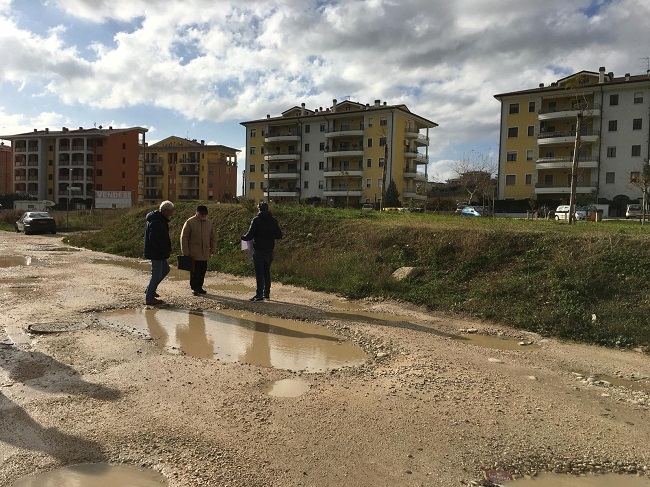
[61,202,650,349]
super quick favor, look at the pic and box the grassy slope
[64,203,650,348]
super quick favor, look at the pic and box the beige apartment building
[143,136,238,204]
[495,67,650,215]
[241,99,436,208]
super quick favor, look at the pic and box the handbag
[177,255,193,271]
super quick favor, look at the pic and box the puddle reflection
[10,463,168,487]
[263,378,310,397]
[452,334,539,351]
[101,308,366,372]
[0,256,32,267]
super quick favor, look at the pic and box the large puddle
[0,256,33,267]
[452,333,540,350]
[510,472,650,486]
[100,308,367,372]
[10,463,168,486]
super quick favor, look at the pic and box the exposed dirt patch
[1,232,649,486]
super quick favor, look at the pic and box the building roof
[0,126,148,141]
[241,99,438,128]
[148,136,239,154]
[494,69,650,100]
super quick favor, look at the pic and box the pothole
[99,308,367,372]
[452,333,540,351]
[27,321,88,334]
[10,463,168,487]
[263,378,311,397]
[0,256,33,267]
[508,472,649,486]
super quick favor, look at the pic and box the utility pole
[568,113,582,224]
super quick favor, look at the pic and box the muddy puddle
[452,334,539,351]
[0,256,33,267]
[510,472,650,486]
[579,374,650,393]
[263,378,311,397]
[100,308,367,372]
[10,463,168,486]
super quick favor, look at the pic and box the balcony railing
[538,103,601,115]
[538,129,599,139]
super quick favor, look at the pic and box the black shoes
[145,298,164,305]
[249,296,264,302]
[263,294,270,300]
[192,289,207,296]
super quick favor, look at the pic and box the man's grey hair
[159,200,174,212]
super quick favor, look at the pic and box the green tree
[385,180,401,208]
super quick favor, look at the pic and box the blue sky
[1,0,649,193]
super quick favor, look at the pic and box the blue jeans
[146,259,170,301]
[252,249,273,298]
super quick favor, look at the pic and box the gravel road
[1,232,649,486]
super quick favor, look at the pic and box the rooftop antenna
[639,57,649,73]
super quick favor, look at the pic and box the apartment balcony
[265,170,300,179]
[538,104,601,121]
[323,169,363,178]
[534,182,597,195]
[265,131,301,143]
[405,132,429,145]
[145,192,163,200]
[266,151,301,161]
[404,171,427,181]
[537,130,599,146]
[402,192,427,201]
[405,151,429,164]
[324,148,364,158]
[323,189,363,197]
[536,156,599,169]
[144,169,164,175]
[179,170,199,176]
[325,129,364,138]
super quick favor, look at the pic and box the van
[554,205,587,221]
[625,204,643,219]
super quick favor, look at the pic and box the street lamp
[66,185,81,229]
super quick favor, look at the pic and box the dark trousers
[253,249,273,297]
[190,260,208,291]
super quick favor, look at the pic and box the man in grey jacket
[180,205,216,296]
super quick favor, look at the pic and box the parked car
[554,205,587,221]
[361,203,374,211]
[15,212,57,234]
[460,206,482,217]
[625,204,643,219]
[454,202,471,216]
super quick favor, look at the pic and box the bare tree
[451,150,497,210]
[628,163,650,224]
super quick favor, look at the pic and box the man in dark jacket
[241,202,283,301]
[144,200,174,305]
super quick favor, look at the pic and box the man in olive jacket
[180,205,216,295]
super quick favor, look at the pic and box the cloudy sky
[1,0,649,191]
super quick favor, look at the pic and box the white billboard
[95,191,133,209]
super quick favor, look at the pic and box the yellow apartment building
[241,99,436,208]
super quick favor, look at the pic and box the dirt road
[1,232,649,486]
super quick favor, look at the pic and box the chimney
[45,128,49,133]
[332,99,337,113]
[108,126,113,130]
[647,69,650,77]
[383,101,387,106]
[301,103,306,116]
[608,72,613,80]
[599,66,605,84]
[539,83,544,88]
[33,128,37,132]
[62,127,68,132]
[625,73,630,81]
[267,114,270,119]
[201,140,205,145]
[79,126,83,130]
[374,99,380,106]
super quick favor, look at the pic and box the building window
[318,180,324,189]
[303,181,309,189]
[319,161,324,170]
[527,126,534,137]
[509,103,520,114]
[607,147,617,157]
[378,179,383,188]
[505,175,516,185]
[249,147,256,155]
[249,164,255,173]
[379,158,385,167]
[122,157,126,164]
[605,172,615,184]
[304,124,310,133]
[367,158,372,168]
[544,174,553,186]
[379,137,386,146]
[528,101,535,113]
[632,145,641,156]
[304,143,310,152]
[260,146,265,154]
[368,138,373,147]
[526,149,533,161]
[608,120,617,131]
[507,127,518,138]
[304,161,309,170]
[319,142,325,151]
[366,178,371,188]
[250,128,256,137]
[633,118,642,130]
[260,164,265,172]
[320,123,326,132]
[525,174,532,185]
[610,94,619,106]
[380,117,387,126]
[634,92,643,104]
[249,182,255,190]
[368,117,373,127]
[506,151,517,162]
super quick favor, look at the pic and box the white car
[554,205,587,221]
